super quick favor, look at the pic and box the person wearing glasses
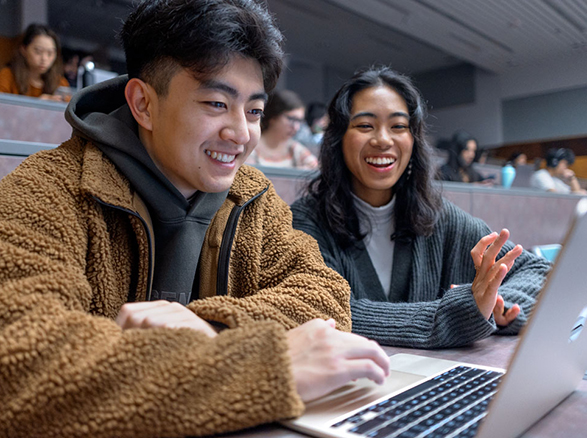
[246,89,318,169]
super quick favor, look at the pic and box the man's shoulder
[229,164,272,202]
[530,169,553,188]
[7,137,86,178]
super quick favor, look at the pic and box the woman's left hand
[470,229,523,320]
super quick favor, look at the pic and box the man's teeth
[365,157,395,165]
[206,150,236,163]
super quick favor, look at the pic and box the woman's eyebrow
[350,111,409,121]
[349,111,375,121]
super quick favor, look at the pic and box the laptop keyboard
[330,365,503,438]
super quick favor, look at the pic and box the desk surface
[217,336,587,438]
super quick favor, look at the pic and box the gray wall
[502,85,587,144]
[0,0,19,37]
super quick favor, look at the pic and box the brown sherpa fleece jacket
[0,137,352,437]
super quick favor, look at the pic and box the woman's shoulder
[291,193,318,214]
[0,66,14,77]
[0,67,18,93]
[436,198,476,225]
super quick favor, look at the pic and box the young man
[0,1,390,436]
[530,148,586,194]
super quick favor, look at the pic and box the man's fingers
[343,359,389,385]
[340,338,391,377]
[118,301,185,329]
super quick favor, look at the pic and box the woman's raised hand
[470,229,523,322]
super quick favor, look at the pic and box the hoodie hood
[66,75,229,305]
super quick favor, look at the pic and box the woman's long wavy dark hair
[10,23,63,95]
[305,66,442,248]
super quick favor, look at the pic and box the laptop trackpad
[300,370,425,424]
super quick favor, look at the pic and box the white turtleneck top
[353,193,395,298]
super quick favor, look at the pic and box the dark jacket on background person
[438,163,484,183]
[292,196,551,348]
[0,78,352,437]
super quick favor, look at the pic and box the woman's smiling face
[342,85,413,207]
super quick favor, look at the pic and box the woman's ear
[125,78,156,132]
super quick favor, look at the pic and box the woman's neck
[29,71,43,88]
[260,129,291,152]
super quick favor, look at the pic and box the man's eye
[207,102,226,109]
[250,109,264,117]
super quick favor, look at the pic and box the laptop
[283,198,587,438]
[510,165,535,189]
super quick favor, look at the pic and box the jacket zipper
[92,197,154,301]
[216,185,269,296]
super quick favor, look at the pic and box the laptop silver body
[284,198,587,438]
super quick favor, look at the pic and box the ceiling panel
[45,0,587,75]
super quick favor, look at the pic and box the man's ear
[125,78,156,132]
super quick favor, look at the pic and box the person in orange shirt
[0,23,70,101]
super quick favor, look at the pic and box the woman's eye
[392,125,408,131]
[356,124,372,129]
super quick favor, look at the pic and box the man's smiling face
[139,56,267,197]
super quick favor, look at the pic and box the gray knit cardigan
[291,197,552,348]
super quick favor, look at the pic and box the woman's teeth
[206,150,236,163]
[365,157,395,166]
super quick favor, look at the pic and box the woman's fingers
[496,244,523,271]
[479,229,510,273]
[494,302,521,326]
[471,232,498,268]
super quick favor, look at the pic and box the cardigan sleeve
[0,147,303,437]
[435,201,552,337]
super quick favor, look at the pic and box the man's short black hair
[119,0,284,95]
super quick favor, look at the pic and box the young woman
[438,130,485,183]
[246,89,318,169]
[291,66,551,348]
[0,23,69,100]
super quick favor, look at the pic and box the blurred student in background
[438,130,486,183]
[294,101,328,157]
[530,148,586,194]
[247,89,318,169]
[508,151,528,168]
[0,23,70,101]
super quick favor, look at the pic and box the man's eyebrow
[200,79,267,102]
[350,111,409,121]
[252,92,269,103]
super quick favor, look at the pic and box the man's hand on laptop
[115,300,218,338]
[287,319,391,402]
[470,228,523,320]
